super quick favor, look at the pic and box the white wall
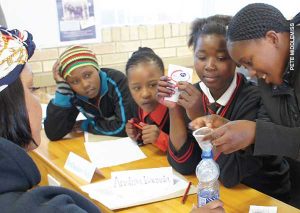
[1,0,299,48]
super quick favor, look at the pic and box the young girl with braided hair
[125,47,169,152]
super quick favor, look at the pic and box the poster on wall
[56,0,96,42]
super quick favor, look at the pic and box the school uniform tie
[208,102,222,115]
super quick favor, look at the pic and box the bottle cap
[201,150,213,159]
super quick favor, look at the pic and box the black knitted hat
[227,3,289,42]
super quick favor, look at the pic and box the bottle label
[197,190,219,207]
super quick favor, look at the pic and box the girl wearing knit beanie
[44,45,133,140]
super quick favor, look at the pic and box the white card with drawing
[164,64,193,102]
[64,152,101,183]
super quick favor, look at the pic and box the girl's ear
[265,30,279,48]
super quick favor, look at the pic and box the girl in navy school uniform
[157,15,291,203]
[190,3,300,208]
[125,47,169,152]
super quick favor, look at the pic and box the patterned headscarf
[0,27,35,92]
[58,45,99,79]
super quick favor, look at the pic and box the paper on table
[81,168,196,210]
[84,131,119,143]
[249,205,277,213]
[111,167,173,190]
[84,137,146,168]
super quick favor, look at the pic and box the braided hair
[227,3,290,42]
[126,47,164,75]
[188,15,232,50]
[292,12,300,25]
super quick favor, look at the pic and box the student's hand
[202,120,256,154]
[190,200,225,213]
[157,76,177,109]
[126,120,141,141]
[141,124,160,144]
[52,60,65,83]
[189,114,229,130]
[177,81,203,120]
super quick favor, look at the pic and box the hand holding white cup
[192,127,213,151]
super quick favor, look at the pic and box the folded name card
[64,152,103,183]
[249,205,277,213]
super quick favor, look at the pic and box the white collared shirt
[199,72,237,106]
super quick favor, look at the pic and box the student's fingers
[159,75,170,81]
[203,126,227,145]
[52,60,60,72]
[178,82,198,96]
[184,85,198,97]
[141,124,151,133]
[157,86,175,96]
[211,208,225,213]
[142,131,159,144]
[142,125,159,134]
[178,90,191,102]
[205,200,224,209]
[156,92,170,100]
[189,115,212,130]
[190,201,224,213]
[209,115,230,128]
[52,60,64,82]
[126,121,135,130]
[141,134,155,144]
[189,114,226,130]
[126,122,139,137]
[126,127,137,137]
[177,83,191,96]
[142,126,159,142]
[177,81,189,89]
[157,79,175,94]
[157,79,170,87]
[134,132,142,141]
[177,98,190,109]
[212,120,256,154]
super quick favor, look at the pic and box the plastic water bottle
[196,149,220,207]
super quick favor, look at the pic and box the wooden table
[29,131,300,213]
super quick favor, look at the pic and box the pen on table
[181,181,192,204]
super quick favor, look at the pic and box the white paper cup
[192,127,213,151]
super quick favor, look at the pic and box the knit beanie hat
[0,27,35,92]
[58,45,99,79]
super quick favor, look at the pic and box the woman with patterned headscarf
[0,27,100,212]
